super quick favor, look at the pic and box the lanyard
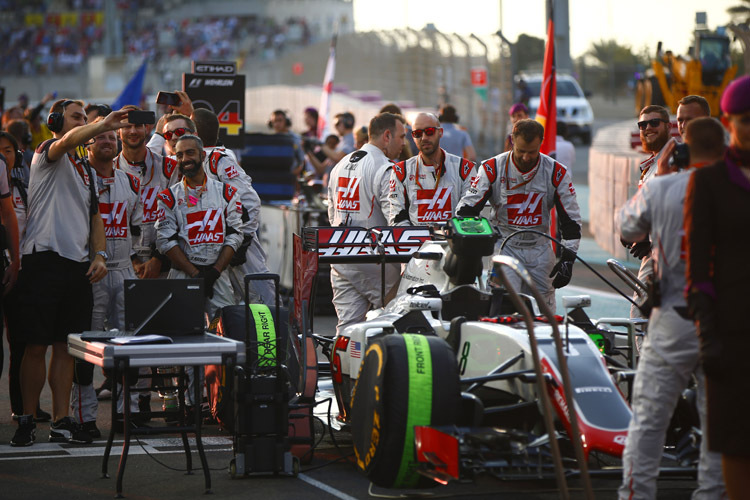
[504,152,539,191]
[416,150,444,190]
[183,175,207,207]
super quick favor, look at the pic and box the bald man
[386,113,477,226]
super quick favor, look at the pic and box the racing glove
[196,266,222,299]
[549,247,576,289]
[687,290,722,379]
[620,237,651,260]
[230,235,253,267]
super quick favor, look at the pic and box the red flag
[536,18,556,155]
[317,34,337,139]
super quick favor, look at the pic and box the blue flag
[111,59,147,109]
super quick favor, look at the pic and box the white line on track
[298,473,360,500]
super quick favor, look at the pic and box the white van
[520,74,594,145]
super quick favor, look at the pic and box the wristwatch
[96,250,109,261]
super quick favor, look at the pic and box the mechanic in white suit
[616,117,726,500]
[327,113,406,335]
[456,119,581,310]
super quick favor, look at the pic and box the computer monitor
[124,279,205,336]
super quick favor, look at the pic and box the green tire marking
[394,334,433,487]
[249,304,276,367]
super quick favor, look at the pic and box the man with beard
[11,100,129,447]
[387,112,476,226]
[192,107,273,306]
[627,105,674,318]
[115,105,179,280]
[457,119,581,310]
[155,134,244,317]
[327,112,406,335]
[70,125,142,437]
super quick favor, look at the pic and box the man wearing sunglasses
[456,119,581,310]
[115,106,180,280]
[387,112,476,226]
[327,112,406,335]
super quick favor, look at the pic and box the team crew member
[115,105,179,279]
[11,100,129,447]
[192,108,273,306]
[155,134,244,316]
[327,112,406,335]
[387,112,475,225]
[70,126,142,437]
[685,76,750,497]
[456,119,581,310]
[617,117,727,500]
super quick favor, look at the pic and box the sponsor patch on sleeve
[552,162,567,188]
[157,188,175,210]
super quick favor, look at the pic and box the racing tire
[350,334,460,489]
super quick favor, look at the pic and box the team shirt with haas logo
[155,178,244,267]
[386,148,476,226]
[327,143,393,228]
[456,150,581,250]
[97,169,142,267]
[115,150,178,261]
[204,147,261,236]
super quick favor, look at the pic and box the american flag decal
[351,341,362,359]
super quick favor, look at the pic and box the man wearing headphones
[11,99,129,447]
[269,109,305,176]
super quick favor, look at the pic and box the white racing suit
[115,150,179,267]
[456,151,581,310]
[156,178,244,405]
[630,149,664,319]
[204,147,273,305]
[616,168,725,500]
[327,143,400,335]
[71,170,143,424]
[386,149,476,226]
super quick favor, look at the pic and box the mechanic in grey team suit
[192,108,274,306]
[456,119,581,310]
[71,124,142,438]
[387,112,476,226]
[616,117,727,500]
[327,112,406,335]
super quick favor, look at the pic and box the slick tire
[350,334,460,489]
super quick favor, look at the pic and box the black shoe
[34,407,52,423]
[50,416,93,444]
[81,421,101,439]
[10,415,36,447]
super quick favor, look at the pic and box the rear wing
[302,226,432,264]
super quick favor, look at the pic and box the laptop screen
[124,279,205,336]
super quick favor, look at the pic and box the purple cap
[509,102,529,116]
[721,75,750,114]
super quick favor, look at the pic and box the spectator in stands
[438,104,476,162]
[555,122,576,171]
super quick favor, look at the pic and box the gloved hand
[687,291,722,379]
[549,247,576,289]
[621,237,651,260]
[196,266,221,299]
[230,235,252,267]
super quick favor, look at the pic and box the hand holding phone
[156,91,181,107]
[128,110,156,125]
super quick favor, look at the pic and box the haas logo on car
[141,187,160,223]
[186,209,224,245]
[336,177,360,211]
[100,202,128,238]
[416,186,452,222]
[507,192,544,226]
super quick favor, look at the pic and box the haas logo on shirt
[100,202,128,238]
[507,192,544,226]
[336,177,360,211]
[225,163,240,179]
[416,186,452,222]
[186,209,225,245]
[141,187,160,223]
